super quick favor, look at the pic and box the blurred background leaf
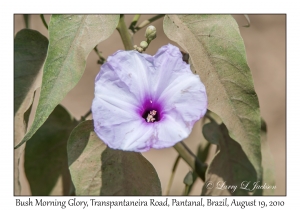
[14,29,48,117]
[201,122,257,195]
[67,120,162,195]
[15,15,120,149]
[24,105,77,195]
[14,29,48,195]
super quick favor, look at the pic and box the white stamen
[146,110,157,123]
[150,110,157,116]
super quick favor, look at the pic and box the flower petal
[148,44,190,100]
[154,44,207,128]
[98,50,155,102]
[158,73,207,125]
[92,50,157,151]
[94,117,155,152]
[151,115,190,149]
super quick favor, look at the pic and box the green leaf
[67,120,162,195]
[14,29,48,116]
[24,105,77,195]
[14,29,48,194]
[15,15,120,149]
[260,119,276,195]
[201,123,257,195]
[202,121,221,145]
[163,15,262,181]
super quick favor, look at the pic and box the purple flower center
[140,98,163,123]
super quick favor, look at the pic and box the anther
[146,110,157,123]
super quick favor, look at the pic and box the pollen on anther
[146,109,157,123]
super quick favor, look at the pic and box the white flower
[92,44,207,152]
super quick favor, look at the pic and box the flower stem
[165,155,181,195]
[40,14,48,29]
[133,14,164,33]
[173,142,206,181]
[180,142,195,157]
[184,185,190,196]
[117,15,133,50]
[129,14,141,32]
[173,143,194,169]
[182,142,207,181]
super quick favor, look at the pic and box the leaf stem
[116,15,133,50]
[204,110,215,123]
[133,14,164,33]
[165,155,180,195]
[81,109,92,121]
[181,142,206,180]
[173,142,206,181]
[40,14,48,29]
[243,15,251,27]
[129,15,141,33]
[23,15,30,29]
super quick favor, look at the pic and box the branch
[116,15,133,50]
